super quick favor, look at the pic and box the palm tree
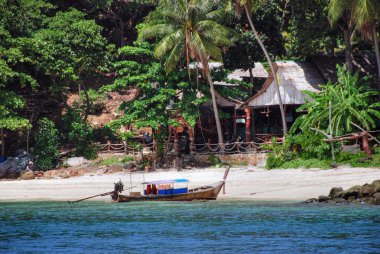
[353,0,380,79]
[140,0,234,145]
[328,0,356,74]
[225,0,288,135]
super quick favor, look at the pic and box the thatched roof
[242,61,324,108]
[228,63,269,80]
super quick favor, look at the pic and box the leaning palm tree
[353,0,380,78]
[328,0,356,74]
[224,0,287,135]
[140,0,234,145]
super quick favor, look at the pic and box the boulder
[329,187,343,198]
[124,162,137,170]
[20,169,35,180]
[360,197,374,205]
[318,195,329,202]
[372,180,380,193]
[359,184,374,197]
[341,185,361,199]
[66,157,85,167]
[374,193,380,205]
[305,198,317,203]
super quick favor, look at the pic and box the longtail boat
[111,166,230,202]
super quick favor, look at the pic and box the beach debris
[307,179,380,205]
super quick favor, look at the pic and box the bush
[264,138,295,169]
[62,108,97,160]
[280,158,331,169]
[32,118,60,171]
[291,131,333,160]
[266,156,286,169]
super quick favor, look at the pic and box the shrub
[280,158,331,169]
[266,156,286,169]
[264,138,295,169]
[62,108,97,160]
[291,131,334,160]
[32,118,60,171]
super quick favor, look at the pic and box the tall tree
[352,0,380,79]
[328,0,356,73]
[286,0,339,59]
[140,0,235,145]
[226,0,288,135]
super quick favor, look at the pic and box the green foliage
[335,150,380,168]
[264,138,295,169]
[140,0,235,73]
[32,118,60,171]
[285,0,338,59]
[291,131,333,160]
[34,8,111,87]
[103,42,204,132]
[62,108,97,160]
[207,154,226,167]
[291,65,380,136]
[224,0,284,67]
[99,156,134,166]
[0,91,30,130]
[76,89,107,115]
[280,158,331,170]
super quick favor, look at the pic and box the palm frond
[154,29,184,59]
[164,41,184,73]
[141,24,176,40]
[328,0,346,25]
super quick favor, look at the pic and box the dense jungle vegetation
[1,0,380,170]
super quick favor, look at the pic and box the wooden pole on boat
[67,190,115,204]
[129,172,132,195]
[67,185,136,204]
[223,165,230,195]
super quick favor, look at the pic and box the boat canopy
[142,179,189,185]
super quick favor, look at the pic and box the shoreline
[0,166,379,202]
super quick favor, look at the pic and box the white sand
[0,166,379,202]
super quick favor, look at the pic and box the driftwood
[318,121,380,157]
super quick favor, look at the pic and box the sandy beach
[1,166,379,202]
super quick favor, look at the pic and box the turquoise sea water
[0,201,379,253]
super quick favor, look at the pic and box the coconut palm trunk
[200,58,224,145]
[343,28,354,73]
[373,26,380,79]
[244,5,287,135]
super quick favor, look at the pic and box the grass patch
[280,158,332,169]
[99,156,134,166]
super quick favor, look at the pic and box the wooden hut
[240,61,324,141]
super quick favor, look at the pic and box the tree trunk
[373,26,380,79]
[343,28,353,73]
[200,58,224,145]
[248,67,254,85]
[244,5,287,135]
[81,83,91,122]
